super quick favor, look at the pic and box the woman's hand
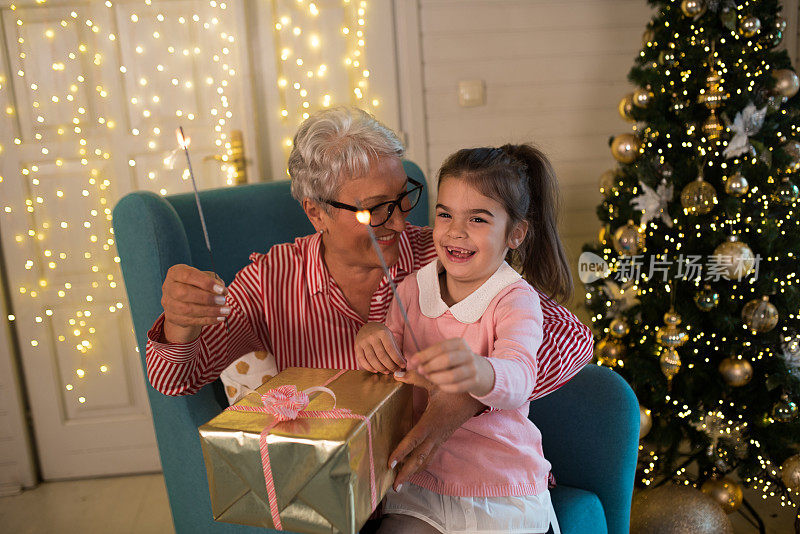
[161,264,230,343]
[406,338,495,396]
[388,389,484,490]
[354,322,406,374]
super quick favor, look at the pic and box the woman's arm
[145,260,270,395]
[527,293,594,401]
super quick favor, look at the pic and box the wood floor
[0,472,795,533]
[0,473,174,534]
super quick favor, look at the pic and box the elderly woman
[145,106,592,501]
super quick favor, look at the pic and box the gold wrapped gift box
[199,367,412,533]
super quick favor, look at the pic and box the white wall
[400,0,655,312]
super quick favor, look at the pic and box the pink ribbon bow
[259,385,311,421]
[226,371,377,531]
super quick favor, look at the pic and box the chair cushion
[551,485,608,534]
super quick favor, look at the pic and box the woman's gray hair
[288,107,405,204]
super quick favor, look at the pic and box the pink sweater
[386,260,549,498]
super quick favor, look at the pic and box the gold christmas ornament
[642,28,655,47]
[783,333,800,359]
[630,484,733,534]
[713,236,756,280]
[756,412,773,427]
[773,177,799,205]
[633,87,653,108]
[619,93,636,122]
[738,15,761,38]
[659,347,681,381]
[585,284,603,305]
[718,357,753,387]
[595,337,625,366]
[609,317,630,338]
[742,296,779,333]
[768,29,784,47]
[611,134,641,163]
[660,51,677,67]
[698,69,728,110]
[599,170,617,196]
[700,478,743,514]
[598,225,611,246]
[781,454,800,492]
[681,174,718,215]
[657,310,688,348]
[702,110,725,140]
[774,16,788,34]
[772,395,798,422]
[694,285,719,311]
[613,220,645,256]
[772,69,800,99]
[680,0,707,18]
[639,406,652,439]
[723,172,749,197]
[782,140,800,170]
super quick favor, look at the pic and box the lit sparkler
[356,209,421,354]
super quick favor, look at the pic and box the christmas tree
[582,0,800,521]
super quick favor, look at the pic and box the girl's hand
[393,367,435,392]
[355,322,406,374]
[406,339,495,396]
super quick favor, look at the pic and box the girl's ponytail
[437,143,573,303]
[501,144,573,304]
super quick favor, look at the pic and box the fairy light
[0,1,243,406]
[273,0,378,163]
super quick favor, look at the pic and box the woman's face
[323,156,410,269]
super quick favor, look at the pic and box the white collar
[417,260,522,324]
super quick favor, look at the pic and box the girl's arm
[473,286,543,410]
[408,285,543,410]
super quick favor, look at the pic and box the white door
[0,0,400,479]
[0,0,261,479]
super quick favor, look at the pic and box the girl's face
[433,175,527,299]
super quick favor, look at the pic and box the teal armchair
[113,160,638,534]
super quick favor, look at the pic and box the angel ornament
[631,179,674,227]
[723,102,767,159]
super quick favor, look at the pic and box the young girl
[355,144,573,534]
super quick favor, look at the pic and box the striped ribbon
[226,370,377,531]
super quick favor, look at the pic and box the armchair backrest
[528,364,639,534]
[113,161,429,533]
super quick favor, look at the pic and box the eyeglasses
[319,176,424,227]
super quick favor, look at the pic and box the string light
[1,1,243,405]
[2,1,380,409]
[272,0,378,161]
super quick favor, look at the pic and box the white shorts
[382,483,560,534]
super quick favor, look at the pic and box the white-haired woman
[145,107,593,518]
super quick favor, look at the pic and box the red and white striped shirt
[146,224,593,399]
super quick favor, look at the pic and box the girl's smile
[443,245,476,262]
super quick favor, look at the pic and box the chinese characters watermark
[578,251,761,284]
